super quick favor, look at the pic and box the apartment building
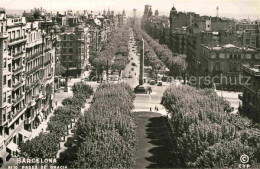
[58,25,89,76]
[240,64,260,122]
[0,8,55,164]
[199,44,260,90]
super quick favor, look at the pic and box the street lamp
[64,63,69,92]
[196,60,200,88]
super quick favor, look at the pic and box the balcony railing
[13,65,24,73]
[0,32,8,38]
[13,51,24,58]
[24,117,32,125]
[9,36,27,45]
[26,65,42,76]
[44,60,51,66]
[12,94,24,105]
[44,48,51,53]
[8,106,26,127]
[26,51,42,61]
[25,79,41,91]
[12,79,24,89]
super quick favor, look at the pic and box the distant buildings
[142,4,260,91]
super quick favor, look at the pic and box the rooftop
[202,43,256,52]
[242,65,260,77]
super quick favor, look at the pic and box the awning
[6,142,18,152]
[18,128,32,138]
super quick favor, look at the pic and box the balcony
[45,73,53,81]
[0,32,8,38]
[7,106,27,127]
[26,38,42,47]
[12,79,24,90]
[13,65,24,74]
[24,117,32,125]
[26,65,42,76]
[25,79,41,91]
[44,60,51,66]
[26,51,42,62]
[44,48,51,53]
[13,51,24,59]
[9,36,27,46]
[12,94,24,106]
[29,99,36,107]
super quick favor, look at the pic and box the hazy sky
[1,0,260,19]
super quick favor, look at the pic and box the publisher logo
[240,154,249,164]
[239,154,250,168]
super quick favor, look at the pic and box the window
[7,79,11,88]
[4,75,6,85]
[8,64,11,72]
[3,92,6,103]
[8,95,11,104]
[4,41,7,51]
[69,48,73,53]
[70,56,72,60]
[216,53,219,59]
[3,109,6,121]
[4,58,6,68]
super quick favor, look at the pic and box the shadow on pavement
[145,116,173,168]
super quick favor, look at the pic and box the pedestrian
[55,101,57,106]
[150,107,152,112]
[155,105,157,111]
[156,106,159,111]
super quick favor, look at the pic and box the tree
[55,63,66,76]
[20,133,59,158]
[150,59,164,82]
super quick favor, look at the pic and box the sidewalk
[30,87,74,139]
[56,95,93,158]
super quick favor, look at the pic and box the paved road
[123,29,140,88]
[134,111,173,168]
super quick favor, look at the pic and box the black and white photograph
[0,0,260,168]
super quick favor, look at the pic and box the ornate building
[0,8,55,164]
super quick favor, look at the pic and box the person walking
[150,107,152,112]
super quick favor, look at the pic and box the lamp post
[196,60,200,88]
[64,63,69,92]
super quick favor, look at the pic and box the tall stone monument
[139,38,144,85]
[134,38,147,93]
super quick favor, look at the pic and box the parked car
[134,86,148,94]
[149,80,156,85]
[128,74,133,78]
[157,81,163,86]
[131,62,137,67]
[131,67,134,71]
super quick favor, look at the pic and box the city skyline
[1,0,260,20]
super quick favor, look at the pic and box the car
[131,57,133,60]
[134,86,148,94]
[131,62,137,67]
[157,81,163,86]
[128,74,133,78]
[131,67,134,71]
[149,80,156,85]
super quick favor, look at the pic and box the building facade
[240,64,260,122]
[0,8,55,164]
[199,44,260,90]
